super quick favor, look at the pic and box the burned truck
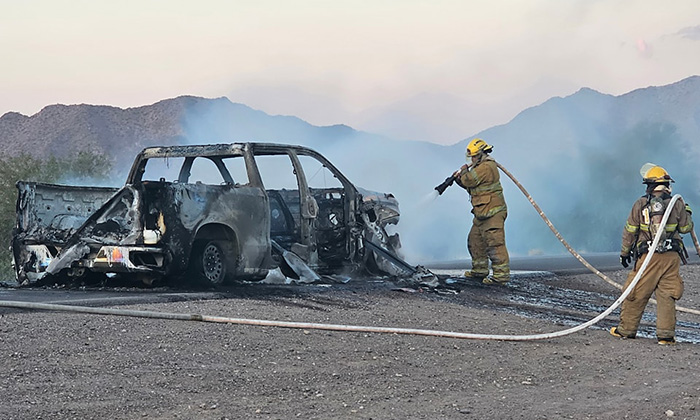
[11,143,407,286]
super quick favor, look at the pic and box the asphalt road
[2,251,698,306]
[426,252,624,274]
[427,251,700,274]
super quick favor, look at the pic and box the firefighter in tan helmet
[453,138,510,284]
[611,164,693,345]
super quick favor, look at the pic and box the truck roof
[139,143,321,159]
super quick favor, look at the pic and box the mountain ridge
[1,76,699,259]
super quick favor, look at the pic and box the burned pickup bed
[11,143,409,286]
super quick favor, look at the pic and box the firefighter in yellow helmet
[611,164,693,344]
[453,138,510,284]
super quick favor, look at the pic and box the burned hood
[356,187,400,225]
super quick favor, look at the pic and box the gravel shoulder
[3,266,700,419]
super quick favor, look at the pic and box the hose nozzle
[435,175,457,195]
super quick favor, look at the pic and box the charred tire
[190,240,237,286]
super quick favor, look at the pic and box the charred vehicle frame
[12,143,406,286]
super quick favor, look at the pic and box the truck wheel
[191,240,236,285]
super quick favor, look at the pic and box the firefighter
[453,138,510,284]
[611,164,693,345]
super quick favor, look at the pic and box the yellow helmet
[640,163,674,184]
[465,138,493,158]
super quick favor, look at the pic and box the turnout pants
[467,211,510,282]
[618,251,684,339]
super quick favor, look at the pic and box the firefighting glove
[620,254,631,268]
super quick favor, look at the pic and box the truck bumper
[88,245,167,273]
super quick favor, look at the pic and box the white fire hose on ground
[0,168,694,341]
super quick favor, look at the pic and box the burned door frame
[248,149,319,265]
[287,151,320,265]
[247,144,363,270]
[289,149,363,268]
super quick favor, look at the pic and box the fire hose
[0,171,689,341]
[494,162,700,317]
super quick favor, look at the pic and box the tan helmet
[465,138,493,158]
[640,163,674,184]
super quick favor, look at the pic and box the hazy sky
[2,0,700,144]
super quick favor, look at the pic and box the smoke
[317,114,700,262]
[148,85,700,264]
[481,121,700,258]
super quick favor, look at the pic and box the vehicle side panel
[142,182,270,276]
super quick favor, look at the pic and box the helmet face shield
[641,163,674,184]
